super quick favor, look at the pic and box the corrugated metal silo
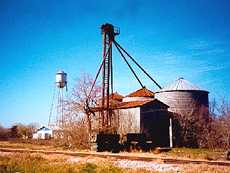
[155,77,209,117]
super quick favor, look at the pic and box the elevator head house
[86,24,209,151]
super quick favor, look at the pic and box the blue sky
[0,0,230,127]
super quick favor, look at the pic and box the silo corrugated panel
[155,78,209,117]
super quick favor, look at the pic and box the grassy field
[0,140,66,151]
[0,152,157,173]
[160,147,226,161]
[0,152,230,173]
[0,140,227,161]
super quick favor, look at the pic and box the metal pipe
[114,40,162,89]
[114,42,144,88]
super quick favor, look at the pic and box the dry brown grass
[0,152,149,173]
[181,163,230,173]
[1,152,229,173]
[0,140,56,150]
[161,148,226,161]
[0,140,227,161]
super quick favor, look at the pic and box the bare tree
[173,98,230,150]
[8,123,39,139]
[0,125,10,140]
[56,114,90,149]
[206,99,230,149]
[68,73,101,134]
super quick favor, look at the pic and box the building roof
[109,92,124,102]
[156,77,208,92]
[118,100,151,109]
[96,92,123,107]
[126,87,155,97]
[36,126,52,132]
[91,99,168,111]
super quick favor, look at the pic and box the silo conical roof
[157,77,208,92]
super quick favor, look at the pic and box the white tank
[56,70,67,88]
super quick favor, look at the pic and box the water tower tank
[155,78,209,117]
[56,70,67,88]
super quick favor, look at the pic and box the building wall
[90,108,140,142]
[122,97,153,102]
[117,102,171,147]
[33,130,52,139]
[117,107,140,137]
[140,102,170,147]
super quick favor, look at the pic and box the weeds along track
[0,147,229,166]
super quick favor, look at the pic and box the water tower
[56,70,67,89]
[48,70,67,128]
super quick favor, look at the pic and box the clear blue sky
[0,0,230,127]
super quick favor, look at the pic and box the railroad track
[0,147,229,166]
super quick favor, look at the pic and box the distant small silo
[155,77,209,117]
